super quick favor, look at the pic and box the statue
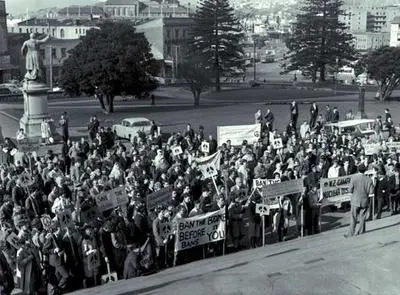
[20,33,50,82]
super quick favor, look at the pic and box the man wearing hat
[345,164,374,237]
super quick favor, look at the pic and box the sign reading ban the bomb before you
[217,124,261,146]
[175,208,226,251]
[95,187,129,212]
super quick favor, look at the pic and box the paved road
[73,215,400,295]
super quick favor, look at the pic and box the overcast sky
[5,0,102,15]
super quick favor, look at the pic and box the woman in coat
[17,238,42,295]
[82,227,100,288]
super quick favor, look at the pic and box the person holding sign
[345,164,374,238]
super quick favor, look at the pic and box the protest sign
[217,124,261,146]
[146,187,173,212]
[272,138,283,150]
[262,179,304,199]
[201,141,210,154]
[160,221,172,240]
[172,145,183,156]
[363,143,381,155]
[386,142,400,153]
[57,210,73,228]
[253,178,281,189]
[88,250,100,272]
[6,232,21,249]
[41,214,52,230]
[255,203,270,216]
[320,175,353,205]
[175,208,226,251]
[96,187,129,212]
[193,151,221,178]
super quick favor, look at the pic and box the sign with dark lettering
[320,175,353,204]
[253,178,280,189]
[174,208,226,251]
[262,179,304,199]
[146,187,173,212]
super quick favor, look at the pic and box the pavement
[72,215,400,295]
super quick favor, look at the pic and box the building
[104,0,141,18]
[57,5,105,19]
[136,17,195,77]
[13,18,99,40]
[104,0,190,19]
[390,16,400,46]
[0,0,17,83]
[352,32,390,51]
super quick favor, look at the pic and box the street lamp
[355,71,368,119]
[334,57,339,95]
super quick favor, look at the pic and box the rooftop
[104,0,139,5]
[57,5,105,15]
[392,16,400,24]
[17,18,101,27]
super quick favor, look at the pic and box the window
[30,28,33,33]
[19,28,22,33]
[52,28,56,36]
[76,28,78,34]
[35,28,38,33]
[61,48,67,57]
[42,28,45,33]
[60,29,65,39]
[175,28,179,38]
[52,48,56,58]
[166,28,170,38]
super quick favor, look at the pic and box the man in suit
[12,178,26,207]
[375,170,389,219]
[309,102,318,128]
[345,164,374,237]
[388,164,400,215]
[332,107,339,123]
[290,101,299,128]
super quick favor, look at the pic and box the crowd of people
[0,103,398,295]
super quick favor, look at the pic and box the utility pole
[253,38,256,81]
[175,45,179,79]
[49,45,53,90]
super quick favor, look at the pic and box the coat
[123,250,142,279]
[0,250,14,295]
[349,173,374,208]
[17,245,42,295]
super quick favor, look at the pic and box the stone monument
[19,33,54,139]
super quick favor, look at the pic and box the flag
[192,151,222,179]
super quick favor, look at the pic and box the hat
[358,164,367,173]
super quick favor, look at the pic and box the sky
[5,0,104,15]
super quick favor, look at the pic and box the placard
[175,208,226,251]
[272,138,283,150]
[41,214,52,230]
[172,145,183,156]
[363,143,381,155]
[320,175,353,205]
[57,210,73,228]
[201,163,218,179]
[95,187,129,212]
[88,250,100,272]
[386,142,400,153]
[160,221,172,240]
[146,187,173,212]
[262,179,304,199]
[6,232,21,249]
[255,203,270,216]
[201,141,210,153]
[217,124,261,146]
[253,178,281,188]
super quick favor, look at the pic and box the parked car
[112,117,153,140]
[0,87,12,95]
[0,83,22,94]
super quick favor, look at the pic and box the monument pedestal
[19,81,56,141]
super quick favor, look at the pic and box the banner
[192,151,221,179]
[146,187,173,212]
[385,142,400,153]
[363,143,381,155]
[262,179,304,199]
[320,175,353,204]
[217,124,261,146]
[96,186,129,212]
[253,178,280,189]
[175,208,226,251]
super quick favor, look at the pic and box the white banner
[192,151,221,179]
[96,186,129,212]
[363,143,381,155]
[175,208,226,251]
[217,124,261,146]
[320,175,353,205]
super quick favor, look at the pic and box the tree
[282,0,356,82]
[365,46,400,101]
[60,22,159,113]
[192,0,245,92]
[179,56,212,106]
